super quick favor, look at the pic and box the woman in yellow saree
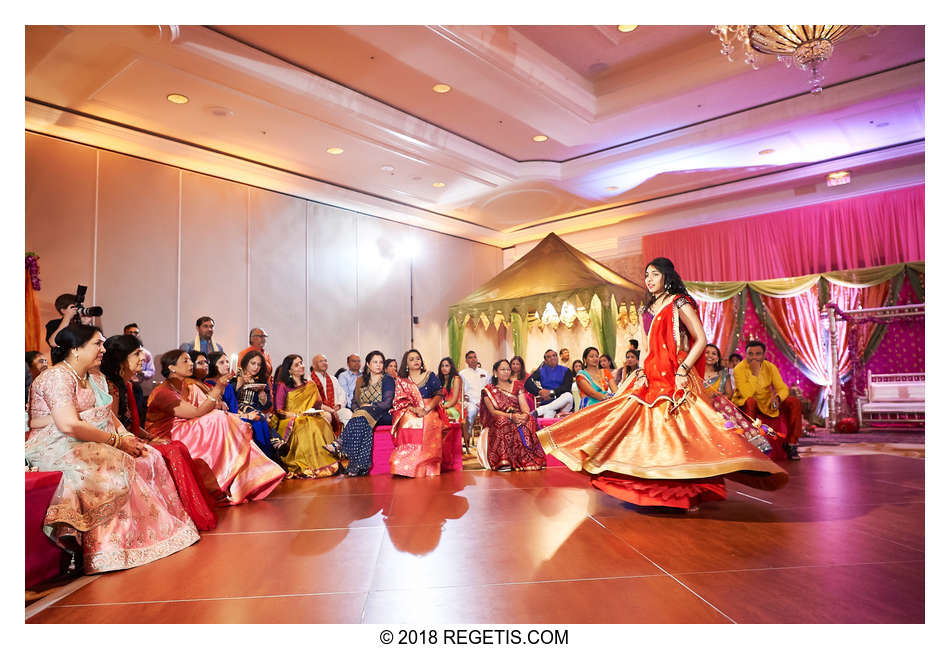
[272,355,340,479]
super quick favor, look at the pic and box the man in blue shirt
[179,316,225,355]
[338,353,362,409]
[525,349,574,418]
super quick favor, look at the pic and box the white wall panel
[248,188,308,371]
[25,134,97,353]
[25,136,505,373]
[307,203,358,371]
[356,213,411,362]
[96,150,179,354]
[179,172,248,355]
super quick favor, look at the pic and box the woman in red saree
[477,359,546,472]
[145,350,285,505]
[390,349,448,478]
[538,257,787,511]
[102,335,217,530]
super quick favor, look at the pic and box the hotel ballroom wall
[26,132,506,375]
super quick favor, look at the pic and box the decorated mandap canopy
[448,233,647,364]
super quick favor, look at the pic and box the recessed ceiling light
[532,135,548,142]
[166,93,189,104]
[433,182,446,188]
[380,165,395,172]
[432,83,452,94]
[617,25,638,32]
[827,170,851,186]
[326,147,344,155]
[606,186,619,191]
[207,105,233,118]
[758,148,776,156]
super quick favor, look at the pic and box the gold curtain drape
[685,261,919,299]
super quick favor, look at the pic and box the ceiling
[25,25,925,247]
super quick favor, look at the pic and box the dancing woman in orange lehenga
[538,257,788,510]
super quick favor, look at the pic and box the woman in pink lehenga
[145,350,284,505]
[390,349,448,478]
[26,325,199,573]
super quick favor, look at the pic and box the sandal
[323,441,342,458]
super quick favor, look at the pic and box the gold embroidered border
[84,523,200,574]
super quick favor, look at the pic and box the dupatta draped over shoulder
[145,379,284,505]
[273,380,339,479]
[26,366,198,573]
[538,294,787,510]
[389,373,447,478]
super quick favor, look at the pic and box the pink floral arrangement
[26,252,41,290]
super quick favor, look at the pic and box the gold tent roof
[449,233,646,326]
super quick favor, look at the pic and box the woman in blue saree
[206,351,284,462]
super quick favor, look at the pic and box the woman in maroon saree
[102,335,217,530]
[477,359,546,472]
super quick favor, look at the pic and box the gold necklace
[62,361,89,389]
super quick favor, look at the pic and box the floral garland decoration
[26,252,41,290]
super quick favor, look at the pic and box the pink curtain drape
[696,298,735,356]
[758,286,832,387]
[642,185,924,281]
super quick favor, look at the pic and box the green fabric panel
[448,316,464,368]
[907,266,924,302]
[725,288,748,359]
[602,295,618,361]
[860,271,906,364]
[817,277,830,308]
[589,294,607,354]
[510,312,526,358]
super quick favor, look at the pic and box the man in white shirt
[338,354,362,409]
[311,354,352,431]
[458,350,489,450]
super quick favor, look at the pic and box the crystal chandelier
[712,25,866,94]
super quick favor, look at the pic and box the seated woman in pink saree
[145,350,285,505]
[390,349,448,478]
[26,325,199,573]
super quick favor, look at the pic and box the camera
[73,285,103,319]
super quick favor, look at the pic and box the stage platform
[27,453,924,624]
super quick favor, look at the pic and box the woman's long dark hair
[509,355,527,382]
[437,356,460,391]
[101,334,142,428]
[705,344,723,372]
[51,324,101,365]
[240,350,268,384]
[490,359,511,386]
[644,257,689,310]
[206,351,227,379]
[361,350,385,384]
[617,349,638,382]
[275,354,304,389]
[398,348,426,378]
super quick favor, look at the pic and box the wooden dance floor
[28,454,924,624]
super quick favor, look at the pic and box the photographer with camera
[44,286,102,348]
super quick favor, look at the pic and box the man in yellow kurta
[733,340,803,460]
